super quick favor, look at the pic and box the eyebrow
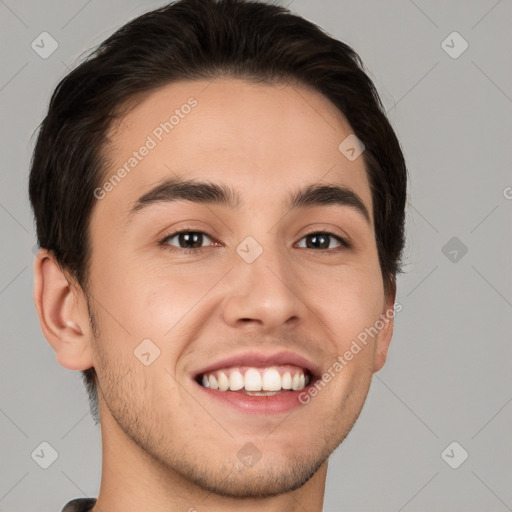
[127,176,371,224]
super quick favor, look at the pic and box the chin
[178,452,327,499]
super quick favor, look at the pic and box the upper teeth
[200,366,309,392]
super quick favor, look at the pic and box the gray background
[1,0,511,511]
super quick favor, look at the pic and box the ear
[33,248,94,371]
[372,281,398,373]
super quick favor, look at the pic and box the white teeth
[208,374,219,390]
[218,371,229,391]
[229,370,244,391]
[262,368,282,391]
[281,372,292,390]
[244,368,262,391]
[200,366,310,392]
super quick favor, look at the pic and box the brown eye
[297,232,346,250]
[162,231,213,250]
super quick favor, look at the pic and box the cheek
[89,245,208,337]
[135,265,224,332]
[304,264,385,345]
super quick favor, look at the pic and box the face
[85,78,395,497]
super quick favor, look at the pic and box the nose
[221,243,306,333]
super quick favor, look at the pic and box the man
[29,0,407,510]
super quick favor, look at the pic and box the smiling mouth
[195,365,312,395]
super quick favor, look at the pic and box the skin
[33,78,395,512]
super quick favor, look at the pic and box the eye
[160,230,215,253]
[158,229,349,255]
[296,232,348,250]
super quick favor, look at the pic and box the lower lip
[195,381,314,414]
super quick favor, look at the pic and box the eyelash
[158,229,351,255]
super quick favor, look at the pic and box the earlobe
[372,283,397,373]
[33,249,94,371]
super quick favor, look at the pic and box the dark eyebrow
[287,183,371,224]
[128,177,241,217]
[127,177,370,224]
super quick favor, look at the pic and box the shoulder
[61,497,97,512]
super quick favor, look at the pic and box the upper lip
[193,350,321,380]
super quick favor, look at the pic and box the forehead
[95,78,373,225]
